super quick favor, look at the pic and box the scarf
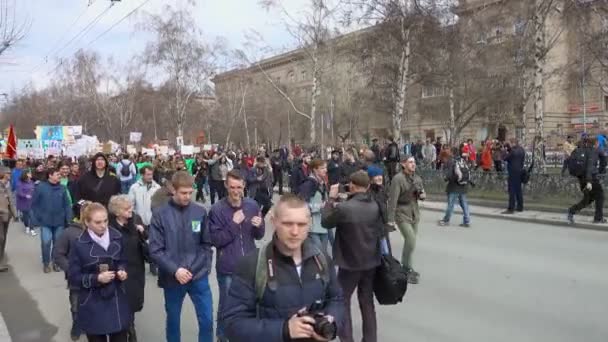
[88,228,110,251]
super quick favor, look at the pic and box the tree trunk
[533,0,546,172]
[393,20,411,144]
[448,82,456,145]
[310,59,320,145]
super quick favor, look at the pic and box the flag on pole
[6,125,16,159]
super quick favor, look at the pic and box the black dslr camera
[297,300,337,340]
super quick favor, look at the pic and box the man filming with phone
[223,194,344,342]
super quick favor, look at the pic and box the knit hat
[367,165,383,178]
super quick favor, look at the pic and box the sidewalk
[421,200,608,232]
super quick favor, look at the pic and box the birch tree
[0,0,30,58]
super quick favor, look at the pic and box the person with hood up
[53,202,90,341]
[32,167,73,273]
[74,153,121,210]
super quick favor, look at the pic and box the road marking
[0,313,11,342]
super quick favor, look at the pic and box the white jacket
[128,179,161,226]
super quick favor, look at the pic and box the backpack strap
[254,242,270,302]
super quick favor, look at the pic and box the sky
[0,0,311,94]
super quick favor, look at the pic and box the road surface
[0,210,607,342]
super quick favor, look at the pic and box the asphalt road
[1,210,607,342]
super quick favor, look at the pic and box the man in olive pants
[387,155,425,284]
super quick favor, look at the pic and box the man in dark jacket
[321,171,382,342]
[438,147,471,227]
[327,150,342,186]
[290,154,310,195]
[502,139,526,213]
[209,170,265,342]
[149,171,214,342]
[568,137,605,224]
[224,194,344,342]
[271,150,284,195]
[247,157,274,217]
[340,151,359,185]
[370,138,382,164]
[32,168,73,273]
[384,137,400,182]
[74,153,121,210]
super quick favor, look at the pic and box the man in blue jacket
[502,138,526,214]
[209,170,265,342]
[149,171,214,342]
[223,194,343,342]
[31,167,73,273]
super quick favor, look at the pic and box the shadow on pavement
[0,257,58,342]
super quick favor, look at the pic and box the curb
[421,206,608,232]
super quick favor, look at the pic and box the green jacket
[387,172,424,224]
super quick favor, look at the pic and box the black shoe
[0,264,8,272]
[459,223,471,228]
[70,323,81,341]
[592,218,607,224]
[52,264,61,272]
[516,208,524,212]
[501,210,515,215]
[128,323,138,342]
[567,212,575,225]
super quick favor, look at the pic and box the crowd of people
[0,131,605,342]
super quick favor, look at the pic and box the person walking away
[387,155,426,284]
[492,140,504,173]
[247,157,274,217]
[370,138,382,164]
[0,167,17,272]
[270,149,284,195]
[561,135,576,176]
[54,202,91,341]
[223,194,343,342]
[32,168,73,273]
[567,136,606,224]
[208,171,265,342]
[421,139,437,169]
[16,170,37,236]
[68,203,132,342]
[117,155,137,194]
[438,146,471,228]
[149,171,214,342]
[129,165,160,276]
[290,154,310,195]
[385,136,401,183]
[502,139,526,214]
[321,171,382,342]
[298,159,331,254]
[434,138,443,170]
[74,153,121,210]
[108,195,149,342]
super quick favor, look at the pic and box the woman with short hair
[68,202,132,342]
[108,195,148,342]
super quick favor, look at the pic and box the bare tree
[0,0,30,58]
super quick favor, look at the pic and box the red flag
[6,125,16,160]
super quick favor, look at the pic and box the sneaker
[43,265,52,274]
[52,264,61,272]
[70,323,81,341]
[407,270,420,284]
[592,218,607,224]
[25,227,30,235]
[567,212,575,225]
[437,220,449,227]
[459,223,471,228]
[30,228,38,237]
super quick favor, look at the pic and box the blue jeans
[216,274,232,340]
[443,193,470,225]
[40,226,64,266]
[121,179,134,194]
[21,210,32,228]
[163,276,213,342]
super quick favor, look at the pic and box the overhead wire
[85,0,152,48]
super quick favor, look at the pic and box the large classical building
[213,0,608,148]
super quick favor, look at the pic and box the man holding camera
[321,171,382,342]
[223,194,344,342]
[387,155,425,284]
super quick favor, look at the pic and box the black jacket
[327,159,342,186]
[74,154,121,208]
[223,237,344,342]
[385,142,400,162]
[109,214,148,313]
[320,192,383,271]
[340,160,359,184]
[290,161,308,194]
[504,145,526,175]
[443,158,468,194]
[53,222,85,288]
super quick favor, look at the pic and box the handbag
[373,231,408,305]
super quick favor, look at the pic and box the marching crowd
[0,132,605,342]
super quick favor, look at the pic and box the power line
[86,0,151,48]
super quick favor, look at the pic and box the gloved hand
[585,182,593,191]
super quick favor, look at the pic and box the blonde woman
[108,195,147,342]
[68,203,132,342]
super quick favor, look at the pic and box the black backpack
[568,148,588,177]
[453,159,470,185]
[120,161,132,177]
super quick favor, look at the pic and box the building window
[513,18,525,35]
[287,70,295,82]
[301,70,308,81]
[422,85,445,98]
